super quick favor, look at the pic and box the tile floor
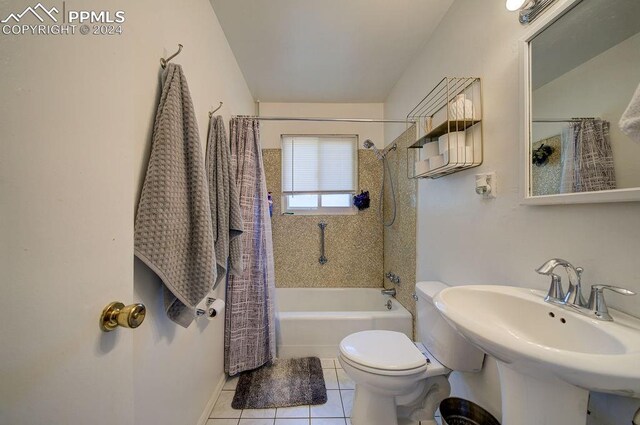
[207,358,441,425]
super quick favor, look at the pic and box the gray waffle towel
[206,115,244,288]
[134,63,216,328]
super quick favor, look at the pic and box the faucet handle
[544,273,565,304]
[587,284,636,321]
[590,284,635,297]
[385,272,401,285]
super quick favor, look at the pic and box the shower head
[363,139,384,160]
[364,139,397,160]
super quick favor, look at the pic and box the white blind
[282,135,357,194]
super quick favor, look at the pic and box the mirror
[523,0,640,204]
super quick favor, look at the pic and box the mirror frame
[519,0,640,205]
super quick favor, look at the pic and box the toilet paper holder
[196,297,224,318]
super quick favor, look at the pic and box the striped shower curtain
[560,119,616,193]
[225,117,277,376]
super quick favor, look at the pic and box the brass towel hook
[209,101,224,118]
[160,44,183,69]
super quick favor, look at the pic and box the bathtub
[276,287,413,358]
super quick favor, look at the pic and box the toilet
[338,281,485,425]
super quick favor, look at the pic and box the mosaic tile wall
[531,135,562,196]
[383,126,418,319]
[263,149,384,288]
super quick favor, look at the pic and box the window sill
[282,207,358,216]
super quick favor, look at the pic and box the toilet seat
[339,353,430,377]
[339,330,432,376]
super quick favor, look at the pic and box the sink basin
[434,285,640,425]
[434,285,640,395]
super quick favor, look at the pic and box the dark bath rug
[232,357,327,409]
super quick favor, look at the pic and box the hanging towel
[206,115,244,288]
[134,63,216,328]
[620,82,640,143]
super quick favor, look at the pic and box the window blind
[282,135,358,194]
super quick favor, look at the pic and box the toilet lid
[339,330,427,371]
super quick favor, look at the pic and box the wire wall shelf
[406,77,483,179]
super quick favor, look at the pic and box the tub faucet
[381,288,396,297]
[535,258,587,307]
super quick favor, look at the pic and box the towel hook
[160,44,183,69]
[209,101,224,118]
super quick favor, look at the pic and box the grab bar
[318,222,328,265]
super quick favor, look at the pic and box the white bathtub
[276,287,413,358]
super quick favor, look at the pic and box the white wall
[0,1,253,424]
[384,1,640,423]
[533,32,640,189]
[259,103,384,149]
[129,1,254,425]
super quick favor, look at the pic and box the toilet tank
[415,281,484,372]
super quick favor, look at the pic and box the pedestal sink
[433,285,640,425]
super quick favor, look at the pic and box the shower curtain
[225,117,277,376]
[560,119,616,193]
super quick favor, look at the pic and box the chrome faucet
[536,258,636,321]
[381,288,396,297]
[536,258,587,307]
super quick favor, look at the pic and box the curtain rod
[233,115,416,124]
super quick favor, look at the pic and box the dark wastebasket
[440,397,500,425]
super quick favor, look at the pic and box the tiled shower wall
[383,126,418,317]
[263,149,384,287]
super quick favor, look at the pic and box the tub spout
[381,288,396,297]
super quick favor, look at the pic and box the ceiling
[210,0,453,103]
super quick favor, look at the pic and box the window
[282,135,358,215]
